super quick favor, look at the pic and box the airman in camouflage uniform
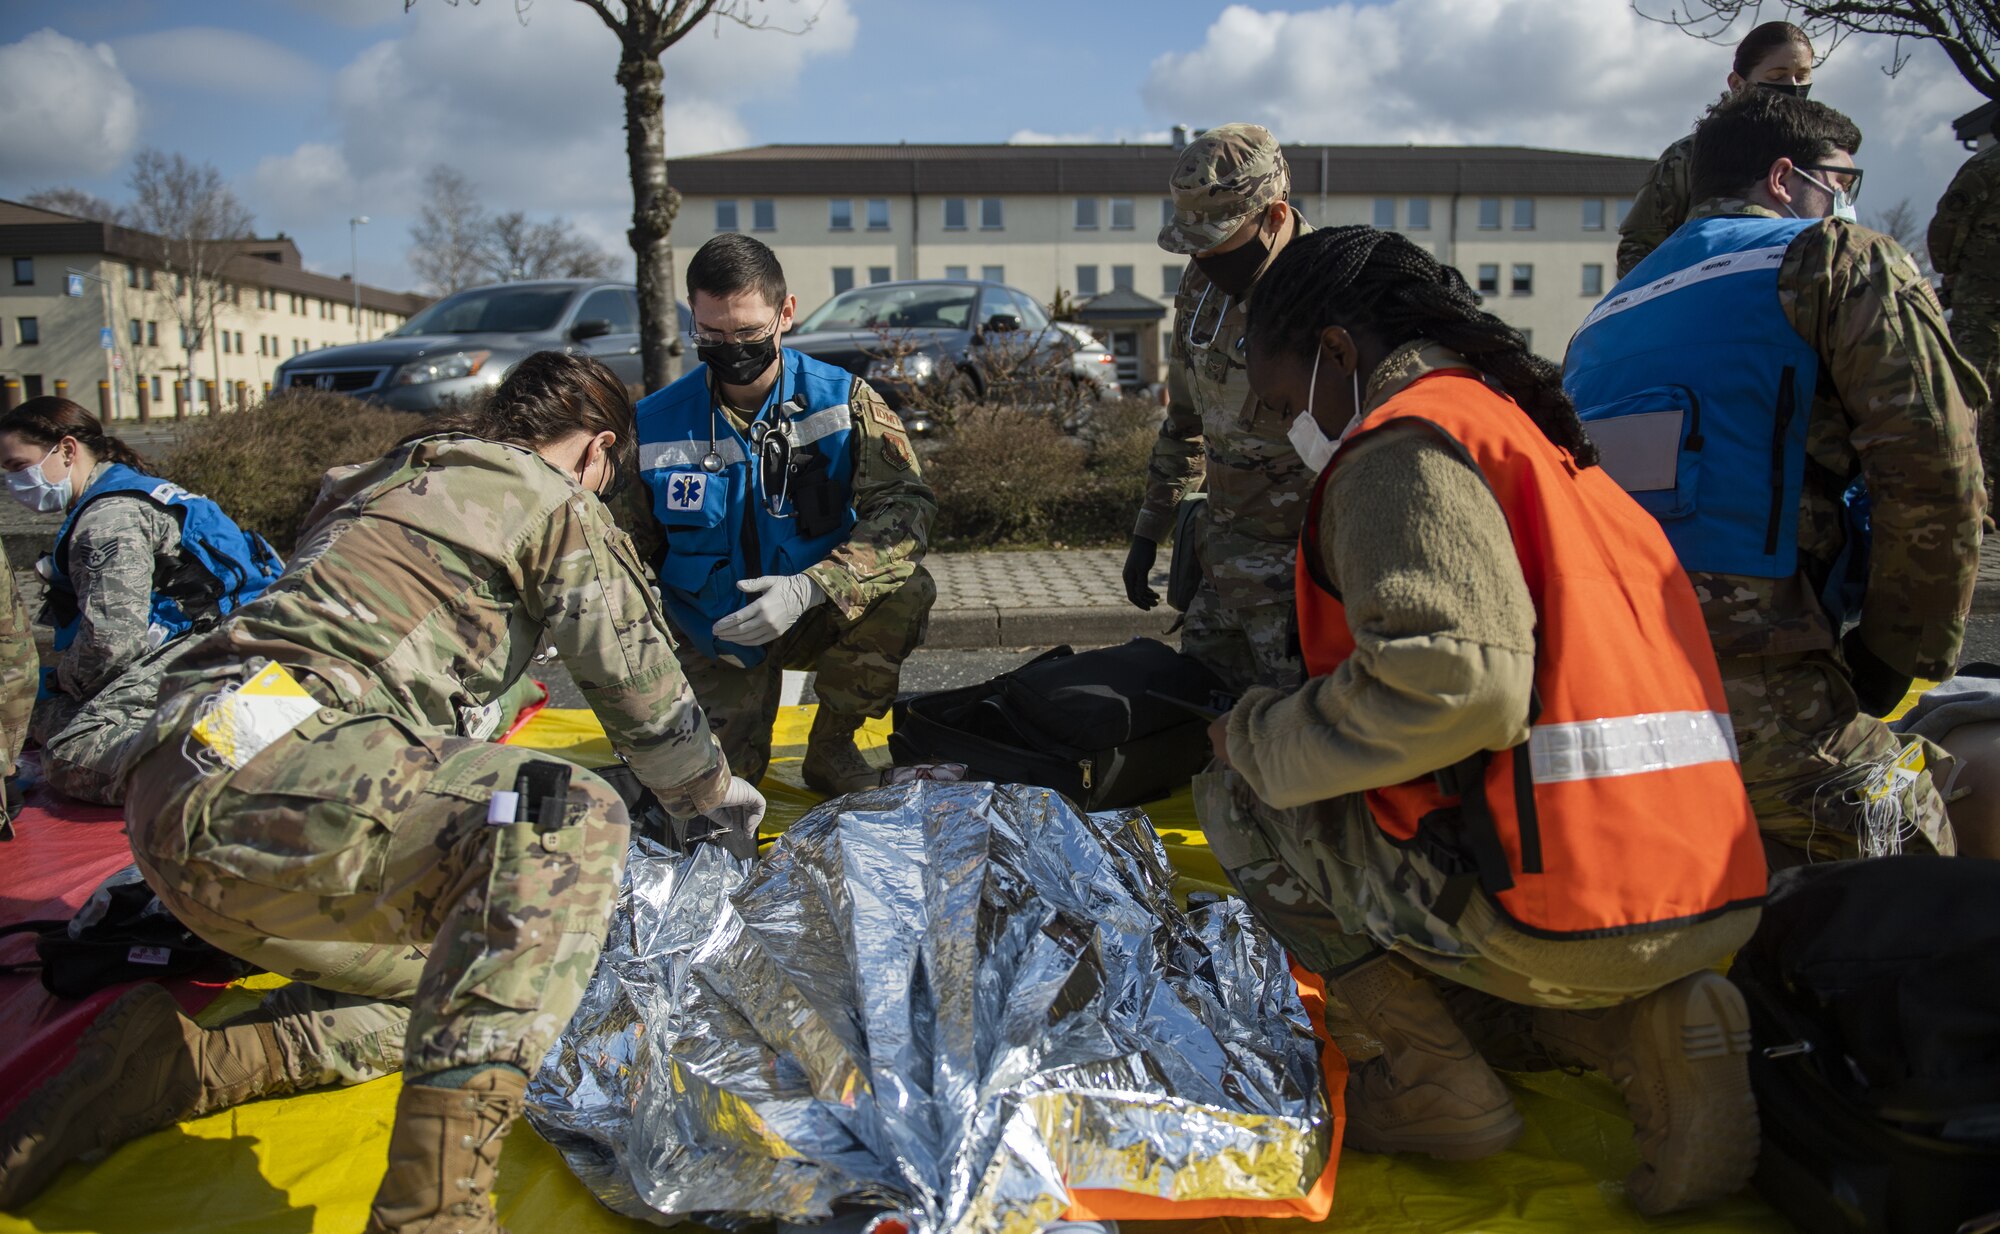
[1130,124,1314,695]
[1617,134,1693,278]
[0,562,35,834]
[1642,197,1985,864]
[0,423,746,1232]
[1930,136,2000,504]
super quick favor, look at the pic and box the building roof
[672,142,1655,197]
[0,199,429,315]
[1955,100,1999,143]
[1077,288,1168,322]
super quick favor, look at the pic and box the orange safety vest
[1296,371,1765,937]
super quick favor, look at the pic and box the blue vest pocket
[657,550,733,607]
[653,468,726,530]
[1579,384,1703,520]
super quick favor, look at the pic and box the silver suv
[275,280,689,409]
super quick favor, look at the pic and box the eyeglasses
[1794,163,1863,203]
[686,311,783,348]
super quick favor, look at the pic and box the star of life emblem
[667,472,707,511]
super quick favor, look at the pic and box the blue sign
[99,327,114,350]
[65,274,85,297]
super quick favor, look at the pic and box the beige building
[670,141,1651,381]
[0,200,426,419]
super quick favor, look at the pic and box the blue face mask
[5,446,72,513]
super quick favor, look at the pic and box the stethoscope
[1183,283,1234,354]
[701,360,798,518]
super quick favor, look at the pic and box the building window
[235,330,244,352]
[831,267,855,294]
[1161,198,1175,226]
[981,264,1004,284]
[220,332,231,354]
[828,198,853,231]
[868,266,892,284]
[1478,198,1501,230]
[1110,198,1134,230]
[943,198,967,230]
[1076,265,1100,296]
[1511,263,1534,294]
[129,318,143,345]
[1407,198,1431,230]
[1075,198,1099,229]
[979,198,1003,230]
[944,265,968,280]
[1477,264,1500,295]
[151,376,162,401]
[1373,197,1396,229]
[1163,263,1182,295]
[1111,264,1134,291]
[714,200,738,231]
[1513,199,1536,230]
[147,321,158,347]
[1581,263,1605,296]
[1615,198,1633,226]
[866,198,889,230]
[17,317,38,345]
[143,268,154,290]
[21,375,41,399]
[751,199,776,231]
[1582,199,1606,231]
[127,265,139,288]
[12,258,31,285]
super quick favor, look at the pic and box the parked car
[783,280,1081,433]
[1051,321,1121,401]
[274,280,691,411]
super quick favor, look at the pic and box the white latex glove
[711,573,824,647]
[713,774,768,835]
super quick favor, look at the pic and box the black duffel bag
[889,638,1229,810]
[1729,857,2000,1234]
[0,867,254,999]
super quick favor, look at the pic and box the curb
[926,604,1175,650]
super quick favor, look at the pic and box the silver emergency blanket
[529,781,1332,1234]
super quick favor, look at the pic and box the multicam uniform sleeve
[1785,221,1989,681]
[0,563,37,775]
[525,489,729,817]
[801,378,937,620]
[1133,342,1206,543]
[57,497,177,699]
[1616,137,1692,279]
[1927,155,1992,308]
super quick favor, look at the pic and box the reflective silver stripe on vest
[1528,710,1738,785]
[641,439,746,470]
[1576,244,1792,334]
[791,403,851,447]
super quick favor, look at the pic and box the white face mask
[1284,343,1362,473]
[1788,168,1859,224]
[5,446,72,513]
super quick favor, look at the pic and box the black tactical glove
[1843,629,1914,718]
[1122,535,1160,610]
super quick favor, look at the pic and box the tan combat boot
[1528,970,1758,1215]
[365,1068,526,1234]
[1325,953,1524,1160]
[801,708,880,795]
[0,983,293,1209]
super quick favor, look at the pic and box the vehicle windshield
[393,286,574,336]
[796,285,978,333]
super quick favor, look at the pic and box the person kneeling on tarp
[1200,226,1769,1216]
[0,398,282,806]
[0,353,763,1234]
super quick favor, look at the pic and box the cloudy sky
[0,0,1983,294]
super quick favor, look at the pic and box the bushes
[923,398,1161,548]
[161,391,420,554]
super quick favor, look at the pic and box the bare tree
[481,210,620,281]
[1868,197,1937,278]
[408,165,491,296]
[1634,2,1999,100]
[23,187,126,225]
[406,0,813,388]
[124,149,255,412]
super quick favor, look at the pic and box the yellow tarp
[0,706,1794,1234]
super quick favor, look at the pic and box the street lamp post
[349,215,370,342]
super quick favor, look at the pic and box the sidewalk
[925,547,1177,649]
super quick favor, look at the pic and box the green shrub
[923,398,1163,548]
[161,391,421,554]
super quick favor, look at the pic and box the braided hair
[1245,225,1597,467]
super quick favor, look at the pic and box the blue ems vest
[1564,214,1823,583]
[45,463,285,654]
[636,349,859,666]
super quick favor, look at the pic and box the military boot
[365,1067,526,1234]
[0,983,293,1209]
[1528,971,1757,1215]
[801,709,880,796]
[1325,954,1524,1160]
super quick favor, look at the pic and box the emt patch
[665,472,708,511]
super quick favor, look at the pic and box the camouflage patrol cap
[1158,123,1291,255]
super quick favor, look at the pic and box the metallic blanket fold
[528,781,1332,1233]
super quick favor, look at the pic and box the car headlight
[392,350,492,387]
[866,351,937,381]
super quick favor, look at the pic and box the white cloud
[249,143,354,228]
[1009,128,1174,145]
[1141,1,1983,224]
[110,26,326,96]
[0,29,140,182]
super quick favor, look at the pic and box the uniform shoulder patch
[882,432,914,471]
[868,400,906,431]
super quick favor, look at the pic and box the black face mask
[1192,224,1272,298]
[698,335,778,387]
[1756,79,1812,100]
